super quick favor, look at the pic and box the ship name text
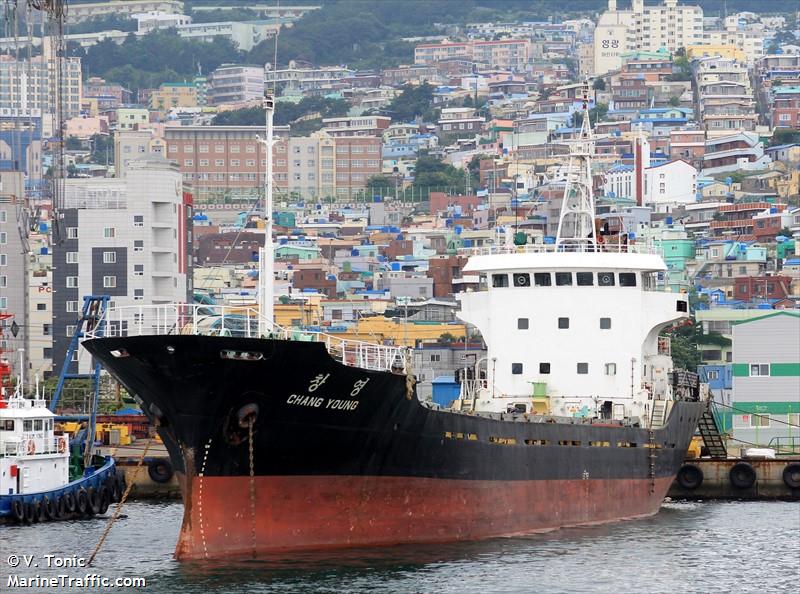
[286,394,359,411]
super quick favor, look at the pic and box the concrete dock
[668,457,800,500]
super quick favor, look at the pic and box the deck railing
[459,241,660,257]
[85,304,407,373]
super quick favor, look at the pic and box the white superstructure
[0,394,70,495]
[456,94,689,424]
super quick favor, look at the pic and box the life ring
[729,462,757,489]
[26,440,36,455]
[782,463,800,489]
[11,499,24,523]
[57,437,67,454]
[148,458,174,484]
[676,464,704,490]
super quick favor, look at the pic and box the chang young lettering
[286,394,325,407]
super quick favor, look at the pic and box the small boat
[0,390,124,524]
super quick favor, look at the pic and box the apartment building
[594,0,704,75]
[149,82,199,114]
[53,157,192,374]
[66,1,183,23]
[694,56,756,133]
[208,65,264,106]
[0,52,82,119]
[114,129,167,177]
[321,116,391,138]
[27,226,52,378]
[0,173,26,377]
[266,63,354,95]
[164,126,380,202]
[414,39,530,70]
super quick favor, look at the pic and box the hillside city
[0,0,799,451]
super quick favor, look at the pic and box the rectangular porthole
[512,363,523,375]
[539,362,551,374]
[576,272,593,286]
[619,272,637,287]
[558,317,569,329]
[518,318,529,330]
[492,274,509,288]
[534,272,551,286]
[600,317,611,329]
[577,362,589,374]
[555,272,572,286]
[524,439,549,445]
[513,273,530,287]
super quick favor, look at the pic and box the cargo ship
[82,93,707,560]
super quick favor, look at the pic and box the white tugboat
[0,324,122,523]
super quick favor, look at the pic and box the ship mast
[555,82,598,252]
[257,93,276,336]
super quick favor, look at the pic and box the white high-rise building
[52,157,193,374]
[594,0,704,76]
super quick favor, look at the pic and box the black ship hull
[84,335,704,559]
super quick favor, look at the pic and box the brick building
[427,255,468,298]
[733,276,793,302]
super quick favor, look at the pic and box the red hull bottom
[176,475,674,560]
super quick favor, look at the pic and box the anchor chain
[248,418,256,558]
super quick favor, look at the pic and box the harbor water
[2,500,798,593]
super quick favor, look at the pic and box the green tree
[387,83,435,122]
[592,77,606,91]
[413,156,467,193]
[367,174,396,191]
[669,96,681,107]
[668,55,692,82]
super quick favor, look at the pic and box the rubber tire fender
[109,476,122,503]
[97,486,111,515]
[782,463,800,489]
[43,496,57,520]
[23,501,36,524]
[676,464,704,490]
[147,458,174,484]
[86,487,101,515]
[11,499,25,523]
[34,500,46,523]
[56,496,67,519]
[729,461,757,489]
[64,490,77,514]
[76,489,89,516]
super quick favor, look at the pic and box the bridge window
[23,420,32,431]
[558,317,569,329]
[512,363,523,375]
[0,420,13,431]
[534,272,552,286]
[576,272,593,286]
[598,272,615,286]
[33,419,43,431]
[619,272,637,286]
[492,274,509,288]
[555,272,572,286]
[577,362,589,374]
[517,317,529,330]
[512,273,530,287]
[600,317,611,329]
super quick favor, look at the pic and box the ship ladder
[698,401,727,459]
[647,429,656,494]
[650,400,668,428]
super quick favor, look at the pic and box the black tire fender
[76,489,89,515]
[11,499,24,523]
[86,487,101,515]
[729,461,757,489]
[98,486,111,515]
[64,490,77,513]
[23,501,36,524]
[148,458,174,484]
[43,496,57,520]
[676,464,704,490]
[782,463,800,489]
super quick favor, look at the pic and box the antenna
[555,80,598,252]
